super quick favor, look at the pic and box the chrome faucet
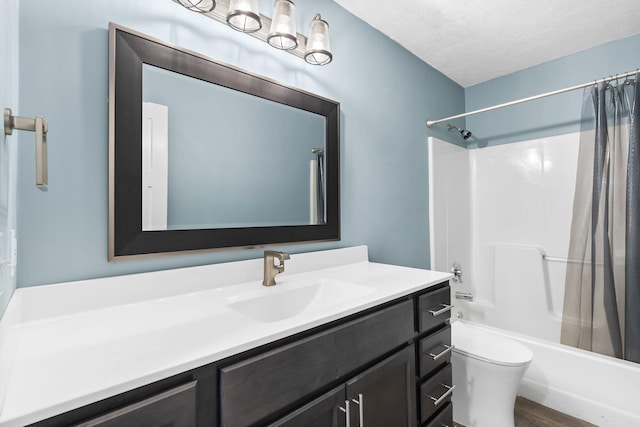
[263,250,290,286]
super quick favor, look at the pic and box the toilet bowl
[451,321,533,427]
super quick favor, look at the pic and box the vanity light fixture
[226,0,262,33]
[267,0,298,50]
[304,14,332,65]
[173,0,216,13]
[170,0,332,65]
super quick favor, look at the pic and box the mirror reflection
[141,65,326,231]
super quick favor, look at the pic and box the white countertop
[0,246,451,426]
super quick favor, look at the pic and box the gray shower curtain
[561,74,640,363]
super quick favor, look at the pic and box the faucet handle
[451,261,463,283]
[276,252,290,270]
[265,250,290,264]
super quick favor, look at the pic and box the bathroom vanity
[0,247,453,426]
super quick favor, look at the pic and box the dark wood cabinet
[415,286,454,426]
[418,286,453,334]
[267,386,347,427]
[269,345,416,427]
[425,402,453,427]
[420,364,453,423]
[418,324,452,377]
[219,300,414,427]
[346,345,416,427]
[31,281,452,427]
[30,366,216,427]
[73,382,197,427]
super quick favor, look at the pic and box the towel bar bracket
[4,107,48,190]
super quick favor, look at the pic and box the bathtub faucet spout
[455,291,474,302]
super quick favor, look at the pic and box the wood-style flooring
[454,397,598,427]
[514,397,597,427]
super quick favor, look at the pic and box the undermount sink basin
[222,278,374,323]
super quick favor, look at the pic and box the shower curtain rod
[426,68,639,128]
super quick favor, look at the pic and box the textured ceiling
[334,0,640,87]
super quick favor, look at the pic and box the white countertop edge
[0,248,451,426]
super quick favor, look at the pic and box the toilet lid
[451,321,533,367]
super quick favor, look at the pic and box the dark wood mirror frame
[108,23,340,260]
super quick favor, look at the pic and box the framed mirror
[108,23,340,260]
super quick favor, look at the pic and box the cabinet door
[220,300,414,427]
[346,346,416,427]
[73,381,197,427]
[268,386,347,427]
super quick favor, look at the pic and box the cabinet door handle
[427,304,454,316]
[339,400,351,427]
[425,384,455,406]
[428,344,455,361]
[350,393,364,426]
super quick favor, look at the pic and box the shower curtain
[561,74,640,363]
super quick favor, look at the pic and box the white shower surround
[428,135,640,426]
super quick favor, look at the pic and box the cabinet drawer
[418,325,452,378]
[418,286,452,333]
[419,364,453,423]
[74,381,197,427]
[425,402,453,427]
[220,299,415,427]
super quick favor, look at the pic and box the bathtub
[452,320,640,426]
[428,136,640,426]
[446,244,640,426]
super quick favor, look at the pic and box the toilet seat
[451,321,533,367]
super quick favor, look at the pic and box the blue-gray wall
[0,0,19,317]
[465,34,640,148]
[16,0,464,287]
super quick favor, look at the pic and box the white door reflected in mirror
[142,102,169,231]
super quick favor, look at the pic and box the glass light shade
[227,0,262,33]
[267,0,298,50]
[304,14,332,65]
[173,0,216,13]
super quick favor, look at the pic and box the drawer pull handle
[428,344,455,361]
[351,393,364,426]
[427,304,454,316]
[426,384,455,406]
[339,400,351,427]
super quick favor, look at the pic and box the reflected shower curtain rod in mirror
[426,68,639,128]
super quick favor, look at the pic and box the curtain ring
[604,75,612,90]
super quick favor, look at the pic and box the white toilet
[451,321,533,427]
